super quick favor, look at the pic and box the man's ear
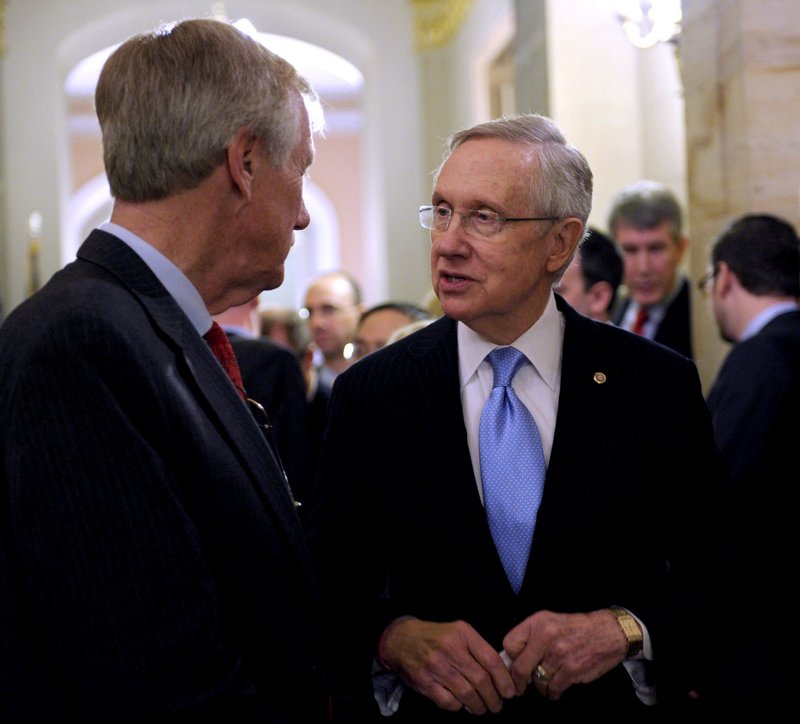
[226,128,259,200]
[716,261,735,295]
[588,280,613,318]
[546,219,584,274]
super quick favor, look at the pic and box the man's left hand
[502,609,628,700]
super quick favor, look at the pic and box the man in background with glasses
[703,213,799,715]
[309,114,733,720]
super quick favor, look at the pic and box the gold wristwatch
[608,607,643,659]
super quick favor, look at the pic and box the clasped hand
[379,610,627,714]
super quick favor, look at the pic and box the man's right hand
[378,617,517,715]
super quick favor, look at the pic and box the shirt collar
[740,301,800,341]
[100,221,211,335]
[458,293,563,392]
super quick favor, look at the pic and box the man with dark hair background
[554,227,623,323]
[703,212,800,714]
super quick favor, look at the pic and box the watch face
[609,609,642,657]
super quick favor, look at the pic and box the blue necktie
[479,347,546,593]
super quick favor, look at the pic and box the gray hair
[607,180,683,239]
[435,114,593,224]
[96,18,322,202]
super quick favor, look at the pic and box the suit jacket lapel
[526,302,621,567]
[404,319,511,594]
[406,318,487,514]
[76,230,317,579]
[550,302,612,464]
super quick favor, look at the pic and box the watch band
[608,607,643,659]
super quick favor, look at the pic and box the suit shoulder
[565,313,697,386]
[728,322,800,375]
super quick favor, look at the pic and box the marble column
[682,0,800,390]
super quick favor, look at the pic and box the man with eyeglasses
[308,114,733,720]
[703,213,800,714]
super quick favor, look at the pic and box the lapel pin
[593,372,607,384]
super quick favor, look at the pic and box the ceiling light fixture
[616,0,682,49]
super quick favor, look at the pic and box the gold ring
[534,664,551,683]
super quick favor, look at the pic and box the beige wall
[546,0,686,233]
[311,132,364,284]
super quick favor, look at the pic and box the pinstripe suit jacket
[309,297,732,721]
[0,230,329,722]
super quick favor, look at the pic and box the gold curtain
[411,0,475,52]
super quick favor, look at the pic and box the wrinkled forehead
[435,138,537,206]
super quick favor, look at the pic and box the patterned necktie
[632,307,649,336]
[479,347,546,594]
[203,322,247,400]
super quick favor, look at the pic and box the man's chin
[632,292,660,307]
[261,268,285,292]
[439,299,466,321]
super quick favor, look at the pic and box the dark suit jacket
[614,277,693,359]
[226,332,316,509]
[308,298,732,721]
[706,309,800,707]
[306,374,333,482]
[0,230,329,722]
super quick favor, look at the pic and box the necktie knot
[487,347,527,388]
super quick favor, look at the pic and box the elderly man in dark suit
[308,114,732,721]
[704,213,800,714]
[0,19,329,722]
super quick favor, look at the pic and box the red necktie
[632,307,649,336]
[203,322,247,400]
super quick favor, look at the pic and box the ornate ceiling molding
[411,0,474,52]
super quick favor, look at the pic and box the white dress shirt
[100,221,212,335]
[458,293,563,499]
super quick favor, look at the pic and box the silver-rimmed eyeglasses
[419,205,559,240]
[697,266,718,297]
